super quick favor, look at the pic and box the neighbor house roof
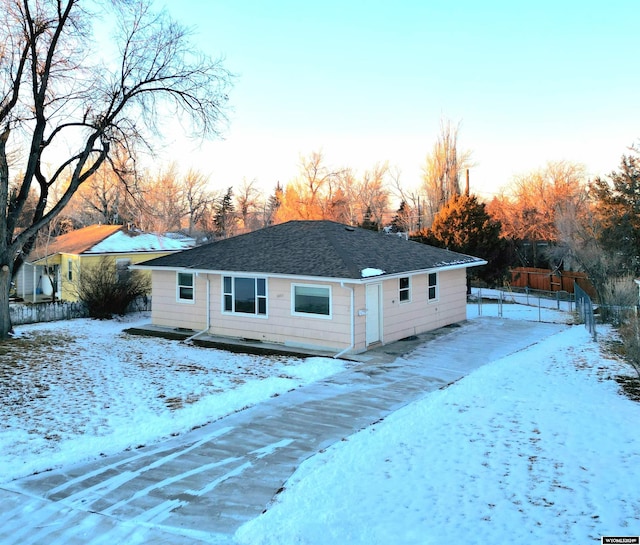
[30,225,123,262]
[29,224,192,263]
[137,220,486,280]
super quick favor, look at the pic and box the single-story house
[18,224,194,302]
[134,220,486,357]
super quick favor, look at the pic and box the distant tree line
[39,130,640,312]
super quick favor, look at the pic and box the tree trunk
[0,263,13,338]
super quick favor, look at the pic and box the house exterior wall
[150,267,469,355]
[60,254,81,300]
[14,263,37,300]
[55,252,175,302]
[212,276,352,351]
[151,272,353,351]
[376,268,467,345]
[152,270,209,331]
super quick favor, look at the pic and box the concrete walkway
[0,317,568,545]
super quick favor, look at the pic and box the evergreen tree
[265,182,283,226]
[413,194,508,285]
[214,187,236,238]
[390,201,412,233]
[360,206,379,231]
[590,152,640,276]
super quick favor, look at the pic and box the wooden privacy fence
[510,267,597,298]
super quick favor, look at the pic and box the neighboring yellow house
[21,225,194,302]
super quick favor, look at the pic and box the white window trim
[428,272,439,302]
[291,283,332,319]
[222,275,268,318]
[399,276,411,303]
[177,271,195,303]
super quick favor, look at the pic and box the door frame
[365,282,382,346]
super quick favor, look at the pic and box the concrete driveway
[0,317,568,544]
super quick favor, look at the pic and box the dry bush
[73,257,150,319]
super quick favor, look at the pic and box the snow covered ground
[2,302,639,544]
[236,309,640,544]
[0,314,350,483]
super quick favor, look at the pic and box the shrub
[73,257,151,319]
[617,315,640,379]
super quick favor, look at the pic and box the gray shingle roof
[138,220,485,279]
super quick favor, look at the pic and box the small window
[223,276,267,316]
[177,272,194,301]
[293,285,331,317]
[399,276,410,302]
[67,260,73,281]
[428,272,438,301]
[116,258,131,282]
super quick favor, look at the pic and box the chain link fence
[469,286,576,324]
[470,284,599,338]
[574,283,597,340]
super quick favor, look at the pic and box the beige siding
[378,268,467,345]
[151,268,469,354]
[151,273,355,352]
[209,277,353,351]
[351,284,368,352]
[152,271,208,331]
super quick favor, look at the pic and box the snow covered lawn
[236,319,640,544]
[0,313,349,483]
[2,305,639,544]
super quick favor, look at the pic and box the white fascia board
[132,260,487,283]
[358,260,487,282]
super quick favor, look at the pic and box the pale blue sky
[162,0,639,199]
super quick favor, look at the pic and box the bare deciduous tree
[235,178,261,233]
[137,163,186,232]
[357,162,390,228]
[0,0,231,336]
[181,168,213,236]
[488,161,588,267]
[66,158,137,226]
[422,119,472,225]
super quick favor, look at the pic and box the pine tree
[390,201,412,233]
[413,194,508,285]
[360,206,379,231]
[265,182,283,226]
[214,187,236,238]
[590,152,640,276]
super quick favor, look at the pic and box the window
[116,258,131,282]
[428,272,438,301]
[177,272,194,301]
[293,284,331,317]
[223,276,267,316]
[67,260,73,281]
[399,277,410,302]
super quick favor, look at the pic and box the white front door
[365,283,381,345]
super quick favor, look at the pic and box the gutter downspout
[185,274,210,343]
[334,282,355,359]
